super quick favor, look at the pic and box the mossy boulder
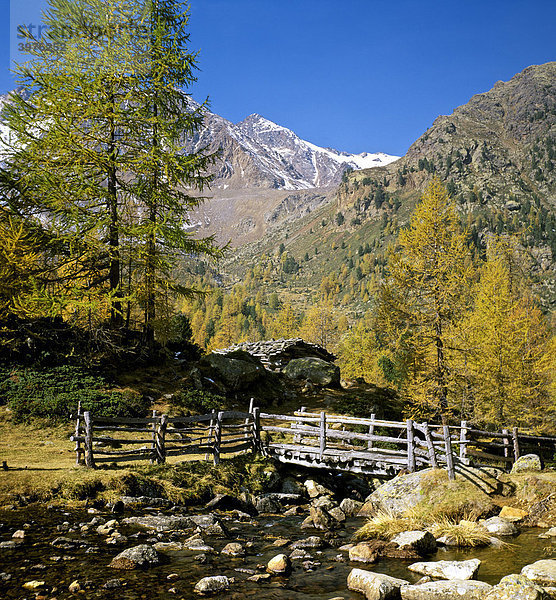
[511,454,543,474]
[283,357,340,387]
[198,351,267,391]
[359,468,496,519]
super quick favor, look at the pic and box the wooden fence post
[74,401,84,466]
[407,419,416,472]
[245,398,254,453]
[253,407,261,454]
[460,420,469,466]
[423,423,438,468]
[205,410,216,461]
[213,411,223,465]
[512,427,521,462]
[293,406,306,444]
[156,414,168,464]
[151,410,158,464]
[443,424,455,480]
[367,413,376,451]
[502,428,511,469]
[319,411,326,460]
[83,411,95,469]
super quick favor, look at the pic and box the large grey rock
[511,454,542,474]
[539,527,556,539]
[482,517,518,536]
[408,559,481,580]
[401,579,493,599]
[194,575,230,594]
[189,514,228,536]
[206,493,258,516]
[390,531,436,555]
[340,497,364,516]
[109,545,160,570]
[304,479,333,498]
[484,574,548,600]
[349,543,381,564]
[122,515,191,531]
[267,553,291,574]
[290,536,327,550]
[522,560,556,587]
[283,357,340,387]
[310,506,335,530]
[359,469,435,517]
[200,351,266,391]
[347,568,409,599]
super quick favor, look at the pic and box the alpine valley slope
[220,62,556,311]
[184,107,399,246]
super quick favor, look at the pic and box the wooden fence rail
[71,408,257,468]
[72,405,555,477]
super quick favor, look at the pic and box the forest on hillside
[0,0,554,433]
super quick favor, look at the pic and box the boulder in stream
[521,559,556,587]
[400,579,493,599]
[347,568,409,600]
[109,544,160,570]
[408,559,481,580]
[484,574,548,600]
[194,575,230,594]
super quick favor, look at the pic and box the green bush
[171,389,225,414]
[0,365,148,422]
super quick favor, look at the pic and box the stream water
[0,504,554,599]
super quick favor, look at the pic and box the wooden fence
[72,404,555,478]
[72,404,260,468]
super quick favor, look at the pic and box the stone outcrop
[213,338,336,372]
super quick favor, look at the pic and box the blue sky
[1,0,555,155]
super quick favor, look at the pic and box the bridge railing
[72,403,555,476]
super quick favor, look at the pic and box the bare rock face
[347,568,409,600]
[349,542,381,564]
[109,545,160,570]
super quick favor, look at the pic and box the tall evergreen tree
[0,0,220,340]
[377,177,474,419]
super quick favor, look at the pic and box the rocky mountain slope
[184,108,398,246]
[185,106,399,191]
[221,62,556,309]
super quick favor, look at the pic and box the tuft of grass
[428,517,493,547]
[354,510,424,541]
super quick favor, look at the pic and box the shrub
[0,365,148,422]
[171,389,225,414]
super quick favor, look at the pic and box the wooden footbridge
[72,403,556,479]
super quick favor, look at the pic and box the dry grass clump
[354,510,424,541]
[427,517,493,547]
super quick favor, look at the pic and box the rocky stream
[1,470,555,600]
